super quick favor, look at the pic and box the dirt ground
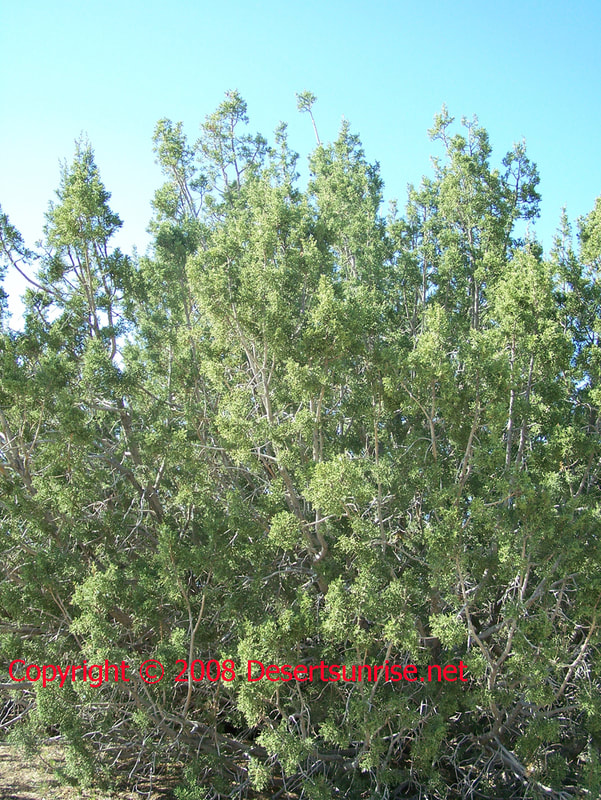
[0,744,173,800]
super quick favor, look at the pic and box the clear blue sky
[2,0,600,322]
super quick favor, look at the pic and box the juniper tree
[1,97,600,799]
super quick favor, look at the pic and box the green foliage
[0,204,32,324]
[174,764,209,800]
[1,93,600,800]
